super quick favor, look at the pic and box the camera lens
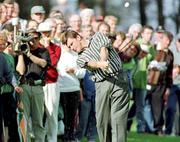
[20,44,28,51]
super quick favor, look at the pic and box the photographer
[16,30,51,141]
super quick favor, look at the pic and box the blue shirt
[83,70,96,100]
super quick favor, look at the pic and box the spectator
[133,25,155,133]
[75,26,97,142]
[3,0,15,20]
[80,8,95,26]
[113,31,126,49]
[0,31,17,142]
[57,33,86,141]
[97,22,110,36]
[165,33,180,135]
[75,70,97,142]
[126,23,142,131]
[68,14,81,33]
[37,21,61,142]
[152,25,165,47]
[30,5,45,24]
[146,31,174,135]
[0,0,17,30]
[27,20,38,30]
[104,15,118,34]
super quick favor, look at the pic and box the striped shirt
[77,32,122,82]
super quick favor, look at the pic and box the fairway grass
[58,131,180,142]
[79,132,180,142]
[127,132,180,142]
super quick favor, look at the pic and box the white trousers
[43,82,60,142]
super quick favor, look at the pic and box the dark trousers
[60,91,80,141]
[76,97,97,141]
[165,84,180,135]
[127,101,136,131]
[0,93,19,142]
[147,85,166,131]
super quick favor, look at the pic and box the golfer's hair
[60,30,82,44]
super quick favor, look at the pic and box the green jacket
[132,40,155,89]
[3,53,15,72]
[123,58,136,71]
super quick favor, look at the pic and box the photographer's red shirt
[40,43,61,83]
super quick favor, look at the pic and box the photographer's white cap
[37,21,52,32]
[31,6,45,14]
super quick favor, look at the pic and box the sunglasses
[33,36,39,39]
[34,13,44,16]
[31,37,39,42]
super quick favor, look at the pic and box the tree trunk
[156,0,165,27]
[175,0,180,33]
[139,0,147,25]
[98,0,107,17]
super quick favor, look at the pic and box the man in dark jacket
[0,32,13,141]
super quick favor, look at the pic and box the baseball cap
[156,25,165,33]
[31,6,45,14]
[36,21,52,32]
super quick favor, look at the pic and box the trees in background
[156,0,165,28]
[138,0,179,33]
[0,0,179,33]
[172,0,180,33]
[139,0,147,26]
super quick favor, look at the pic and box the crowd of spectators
[0,0,180,142]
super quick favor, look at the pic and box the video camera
[12,18,35,54]
[14,34,34,53]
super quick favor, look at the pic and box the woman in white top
[57,44,85,141]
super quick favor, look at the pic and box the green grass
[59,100,180,142]
[127,132,180,142]
[57,131,180,142]
[80,117,180,142]
[80,132,180,142]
